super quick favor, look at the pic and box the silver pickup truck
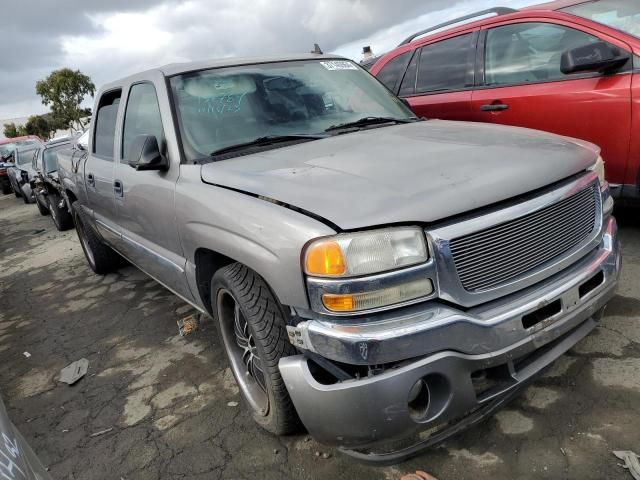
[57,54,619,462]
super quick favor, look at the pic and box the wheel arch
[194,248,237,315]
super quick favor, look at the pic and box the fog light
[321,278,433,312]
[408,379,430,421]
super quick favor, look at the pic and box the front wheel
[212,263,300,435]
[72,202,122,274]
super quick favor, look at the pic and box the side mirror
[128,134,168,171]
[561,41,628,75]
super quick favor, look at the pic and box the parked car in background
[0,160,12,195]
[7,146,41,203]
[370,0,640,203]
[0,136,42,195]
[31,136,77,229]
[56,54,619,461]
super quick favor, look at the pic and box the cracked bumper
[279,217,620,451]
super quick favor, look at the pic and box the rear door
[470,21,633,186]
[85,89,121,245]
[400,31,478,120]
[114,80,193,300]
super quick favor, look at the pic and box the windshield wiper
[210,134,328,157]
[324,116,419,133]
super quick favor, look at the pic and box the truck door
[470,21,632,186]
[85,90,121,245]
[115,81,194,301]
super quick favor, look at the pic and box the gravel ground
[0,193,639,480]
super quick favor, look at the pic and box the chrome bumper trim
[289,216,619,365]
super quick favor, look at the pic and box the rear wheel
[1,183,11,195]
[35,193,50,216]
[212,263,300,435]
[72,202,122,274]
[49,193,73,231]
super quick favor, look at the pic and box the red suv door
[469,20,633,186]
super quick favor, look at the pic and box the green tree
[23,115,54,140]
[3,122,29,138]
[35,68,95,132]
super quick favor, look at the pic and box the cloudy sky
[1,0,538,120]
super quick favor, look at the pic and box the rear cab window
[43,144,69,173]
[93,90,122,160]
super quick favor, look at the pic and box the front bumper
[279,216,620,456]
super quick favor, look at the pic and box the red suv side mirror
[561,41,629,75]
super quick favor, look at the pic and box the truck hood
[200,120,598,230]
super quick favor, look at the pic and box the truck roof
[100,53,346,90]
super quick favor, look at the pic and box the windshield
[43,144,67,173]
[563,0,640,38]
[169,59,413,161]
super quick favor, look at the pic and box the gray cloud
[0,0,517,118]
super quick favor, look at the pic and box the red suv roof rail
[398,7,518,46]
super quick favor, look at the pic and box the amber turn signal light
[305,240,346,276]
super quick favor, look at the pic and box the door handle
[87,173,95,187]
[113,180,123,197]
[480,103,509,112]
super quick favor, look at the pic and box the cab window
[122,83,165,160]
[93,90,122,159]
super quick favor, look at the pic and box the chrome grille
[449,183,600,292]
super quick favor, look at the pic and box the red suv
[370,0,640,202]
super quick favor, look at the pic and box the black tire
[35,194,50,216]
[20,185,33,204]
[212,263,300,435]
[71,202,122,274]
[48,192,73,231]
[1,184,10,195]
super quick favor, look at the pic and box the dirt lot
[0,194,639,480]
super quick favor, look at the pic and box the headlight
[304,227,428,278]
[590,156,606,186]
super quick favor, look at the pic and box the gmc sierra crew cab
[56,54,619,462]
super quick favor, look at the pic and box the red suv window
[415,33,476,94]
[484,23,601,86]
[376,51,413,93]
